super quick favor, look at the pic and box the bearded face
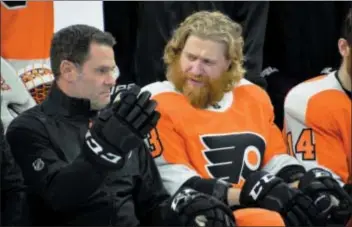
[167,59,231,109]
[167,35,232,109]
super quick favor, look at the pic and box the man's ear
[338,38,350,58]
[59,60,78,82]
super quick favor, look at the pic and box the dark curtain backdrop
[103,1,351,129]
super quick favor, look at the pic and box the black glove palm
[83,86,160,168]
[165,187,236,227]
[240,170,325,226]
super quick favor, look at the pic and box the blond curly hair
[164,11,246,89]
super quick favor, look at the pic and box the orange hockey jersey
[143,79,299,195]
[0,1,54,104]
[283,71,351,185]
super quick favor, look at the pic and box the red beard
[167,59,231,109]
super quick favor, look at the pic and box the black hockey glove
[298,168,352,225]
[240,170,325,226]
[83,85,160,168]
[164,187,236,227]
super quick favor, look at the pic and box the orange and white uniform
[283,71,351,185]
[143,79,296,226]
[142,79,300,194]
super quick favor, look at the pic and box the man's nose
[105,74,116,87]
[188,60,203,75]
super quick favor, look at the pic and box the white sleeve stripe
[262,154,303,175]
[157,163,199,195]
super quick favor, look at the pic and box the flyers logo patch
[200,132,266,186]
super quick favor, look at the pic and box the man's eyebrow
[96,65,117,69]
[184,51,216,62]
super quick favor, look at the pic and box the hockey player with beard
[142,11,343,226]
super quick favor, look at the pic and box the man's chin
[91,100,110,110]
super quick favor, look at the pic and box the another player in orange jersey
[142,11,331,226]
[283,8,352,226]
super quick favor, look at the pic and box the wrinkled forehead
[182,35,227,61]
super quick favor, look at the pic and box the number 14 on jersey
[286,128,316,161]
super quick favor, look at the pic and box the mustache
[185,74,207,82]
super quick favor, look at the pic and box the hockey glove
[240,170,325,226]
[83,85,160,168]
[164,187,236,227]
[298,168,352,225]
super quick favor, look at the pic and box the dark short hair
[342,8,352,46]
[50,24,116,78]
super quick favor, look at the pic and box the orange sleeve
[284,92,351,184]
[254,89,289,166]
[257,90,302,176]
[263,111,289,165]
[145,100,199,195]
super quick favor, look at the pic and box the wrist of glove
[82,85,160,169]
[298,168,352,225]
[240,170,325,226]
[82,127,129,169]
[164,187,236,227]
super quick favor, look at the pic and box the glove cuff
[240,171,283,206]
[82,129,126,169]
[181,177,231,205]
[276,165,306,183]
[298,168,333,190]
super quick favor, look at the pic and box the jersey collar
[334,71,352,100]
[42,82,96,117]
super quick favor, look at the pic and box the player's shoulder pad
[284,72,341,117]
[236,78,273,107]
[141,81,180,99]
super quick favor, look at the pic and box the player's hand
[82,85,160,168]
[164,187,236,227]
[298,168,352,225]
[240,170,325,226]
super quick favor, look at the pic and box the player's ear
[60,60,79,82]
[338,38,350,58]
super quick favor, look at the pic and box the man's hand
[164,187,236,227]
[298,168,352,225]
[83,85,160,168]
[240,170,326,226]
